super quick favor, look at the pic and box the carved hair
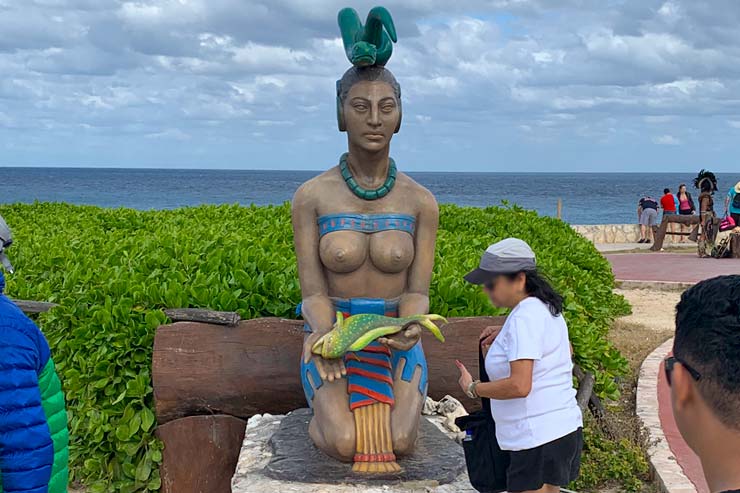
[337,66,401,105]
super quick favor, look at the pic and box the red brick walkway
[658,353,710,492]
[606,253,740,283]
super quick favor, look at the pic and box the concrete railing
[572,224,642,244]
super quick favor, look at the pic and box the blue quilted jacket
[0,271,69,493]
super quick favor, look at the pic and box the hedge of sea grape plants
[0,202,631,492]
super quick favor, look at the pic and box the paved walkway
[638,339,709,493]
[619,250,740,493]
[656,350,709,493]
[607,252,740,284]
[595,242,692,253]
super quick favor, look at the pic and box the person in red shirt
[660,188,678,238]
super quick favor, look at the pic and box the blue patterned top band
[318,213,416,237]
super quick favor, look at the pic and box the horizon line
[2,165,735,175]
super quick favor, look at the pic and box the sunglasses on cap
[664,355,701,386]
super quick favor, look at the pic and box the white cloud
[145,128,191,140]
[2,0,740,170]
[644,115,675,123]
[657,1,682,22]
[653,134,681,145]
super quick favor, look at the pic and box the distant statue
[292,6,439,473]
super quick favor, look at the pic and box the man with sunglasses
[668,275,740,493]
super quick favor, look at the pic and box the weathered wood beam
[163,308,240,326]
[12,299,58,314]
[157,415,246,493]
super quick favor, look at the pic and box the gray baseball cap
[464,238,536,284]
[0,215,14,274]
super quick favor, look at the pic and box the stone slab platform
[264,409,465,485]
[232,412,478,493]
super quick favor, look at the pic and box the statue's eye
[381,104,395,113]
[353,103,368,112]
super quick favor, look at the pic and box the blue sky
[1,0,740,172]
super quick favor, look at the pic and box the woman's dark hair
[678,183,686,194]
[505,269,564,316]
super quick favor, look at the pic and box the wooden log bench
[651,214,700,251]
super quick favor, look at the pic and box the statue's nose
[367,108,381,127]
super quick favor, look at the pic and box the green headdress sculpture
[335,6,402,132]
[338,6,397,67]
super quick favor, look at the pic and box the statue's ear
[394,87,402,134]
[336,80,346,132]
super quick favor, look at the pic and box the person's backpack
[455,343,509,493]
[712,237,731,258]
[732,191,740,210]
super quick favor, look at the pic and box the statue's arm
[292,184,335,334]
[399,189,439,317]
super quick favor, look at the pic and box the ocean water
[2,167,739,225]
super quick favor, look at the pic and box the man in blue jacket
[0,215,69,493]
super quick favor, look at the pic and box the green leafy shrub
[0,201,630,492]
[573,426,650,492]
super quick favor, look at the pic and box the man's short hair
[664,188,671,194]
[675,275,740,429]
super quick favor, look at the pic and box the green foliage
[573,427,650,492]
[0,201,630,491]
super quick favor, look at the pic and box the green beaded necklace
[339,153,397,201]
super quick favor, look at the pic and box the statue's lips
[363,133,384,141]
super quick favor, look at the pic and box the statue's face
[344,80,399,152]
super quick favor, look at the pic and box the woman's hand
[303,332,346,383]
[455,360,474,394]
[378,323,422,351]
[480,325,502,353]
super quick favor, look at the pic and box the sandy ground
[615,288,682,334]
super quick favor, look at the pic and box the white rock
[437,395,465,416]
[421,396,439,416]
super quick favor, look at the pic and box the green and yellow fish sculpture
[312,312,447,359]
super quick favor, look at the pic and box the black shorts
[506,428,583,492]
[679,209,694,216]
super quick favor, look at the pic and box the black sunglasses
[664,356,702,386]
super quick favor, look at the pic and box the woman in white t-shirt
[456,238,583,493]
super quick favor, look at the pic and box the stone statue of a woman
[292,7,439,473]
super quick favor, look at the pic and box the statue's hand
[378,323,422,352]
[304,332,346,383]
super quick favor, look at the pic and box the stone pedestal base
[232,409,475,493]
